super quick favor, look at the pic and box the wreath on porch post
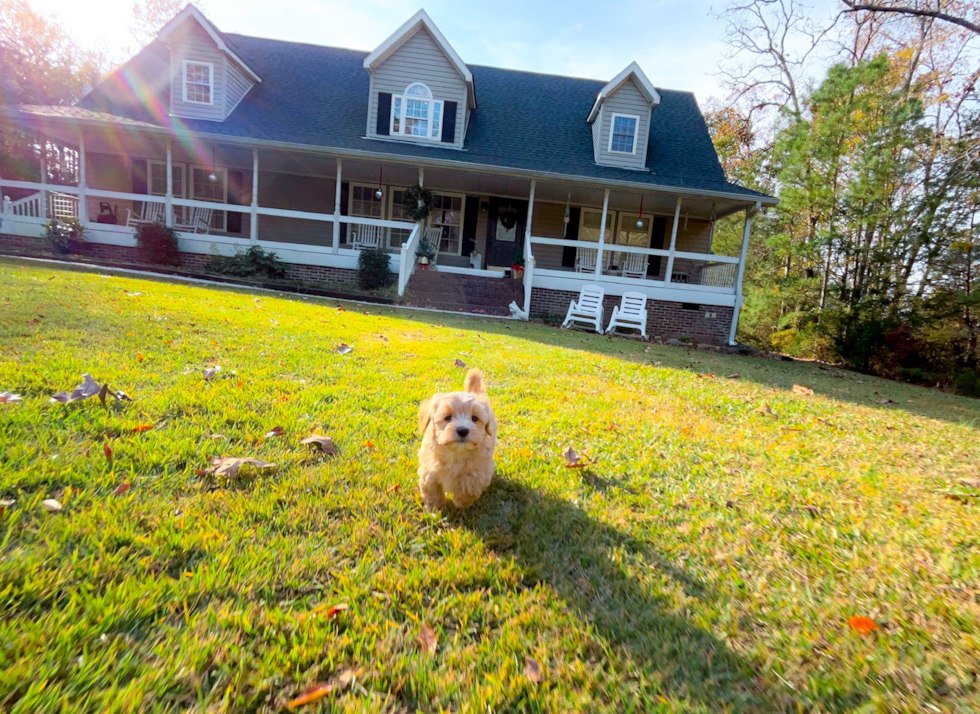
[402,184,433,221]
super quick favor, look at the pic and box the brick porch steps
[402,269,525,316]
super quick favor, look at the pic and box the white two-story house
[0,5,775,344]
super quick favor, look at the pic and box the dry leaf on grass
[206,457,277,479]
[756,403,777,417]
[454,358,466,368]
[50,374,100,403]
[301,434,336,454]
[878,398,899,405]
[334,343,353,355]
[0,499,16,509]
[792,384,815,396]
[726,373,741,379]
[202,365,222,380]
[113,482,131,496]
[957,478,980,489]
[0,392,23,403]
[131,424,154,433]
[286,670,355,710]
[524,657,544,684]
[419,623,438,654]
[103,443,113,462]
[264,426,285,439]
[562,447,586,468]
[847,616,880,635]
[42,498,63,513]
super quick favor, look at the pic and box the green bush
[357,248,394,291]
[134,222,181,266]
[205,245,287,281]
[44,219,85,254]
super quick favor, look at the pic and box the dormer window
[609,113,638,154]
[183,61,213,105]
[391,83,443,140]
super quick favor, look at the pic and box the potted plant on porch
[415,236,436,270]
[511,252,525,280]
[44,218,86,255]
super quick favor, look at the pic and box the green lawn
[1,258,978,714]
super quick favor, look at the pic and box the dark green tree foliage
[357,248,394,291]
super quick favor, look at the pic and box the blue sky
[32,0,839,104]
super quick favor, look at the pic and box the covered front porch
[0,116,761,341]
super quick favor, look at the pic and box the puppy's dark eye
[471,415,479,422]
[443,415,452,421]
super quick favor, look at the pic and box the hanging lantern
[208,146,217,182]
[563,191,571,237]
[636,196,644,228]
[375,167,384,200]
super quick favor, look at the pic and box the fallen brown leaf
[0,392,23,404]
[300,434,336,454]
[202,365,222,380]
[265,426,286,439]
[562,446,586,468]
[113,482,131,496]
[334,343,353,355]
[131,424,154,433]
[0,499,16,509]
[756,403,777,417]
[419,623,438,654]
[958,478,980,489]
[847,616,880,635]
[454,358,466,368]
[792,384,815,396]
[50,373,101,403]
[42,498,63,513]
[386,484,401,493]
[286,683,334,710]
[524,657,544,683]
[206,457,277,479]
[726,373,741,379]
[104,443,113,462]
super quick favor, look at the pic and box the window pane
[149,164,166,196]
[581,209,614,242]
[429,193,463,254]
[405,99,429,136]
[406,83,431,98]
[351,185,383,217]
[431,102,441,138]
[392,97,401,133]
[611,116,637,153]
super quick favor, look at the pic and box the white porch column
[595,189,610,278]
[332,159,342,253]
[524,179,536,245]
[250,148,259,243]
[418,167,424,188]
[728,203,758,345]
[38,135,48,219]
[77,131,88,226]
[664,196,683,284]
[165,140,174,227]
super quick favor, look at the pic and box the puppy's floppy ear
[418,399,433,434]
[485,411,496,437]
[464,369,485,395]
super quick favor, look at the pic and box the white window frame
[182,60,214,106]
[190,164,228,231]
[579,208,617,243]
[608,112,639,155]
[389,83,444,142]
[427,190,465,256]
[147,160,186,199]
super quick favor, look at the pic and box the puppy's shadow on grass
[452,475,858,712]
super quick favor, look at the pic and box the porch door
[485,197,528,268]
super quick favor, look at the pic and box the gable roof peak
[363,9,476,108]
[157,3,262,83]
[587,61,660,123]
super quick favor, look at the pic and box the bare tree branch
[841,1,980,36]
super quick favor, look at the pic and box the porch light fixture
[636,196,644,228]
[208,147,217,183]
[563,191,571,236]
[375,167,383,200]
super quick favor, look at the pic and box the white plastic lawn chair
[606,291,648,338]
[575,247,612,273]
[620,251,648,279]
[562,283,605,333]
[352,224,382,250]
[424,227,443,264]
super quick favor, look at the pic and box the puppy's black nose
[456,427,470,438]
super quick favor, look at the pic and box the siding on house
[257,173,336,246]
[169,23,226,122]
[591,107,603,163]
[366,28,468,148]
[530,201,569,269]
[593,77,651,170]
[225,60,254,115]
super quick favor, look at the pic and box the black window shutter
[441,101,457,143]
[462,195,479,256]
[649,215,668,276]
[226,170,243,234]
[131,158,147,217]
[561,207,581,267]
[339,182,350,243]
[376,93,392,136]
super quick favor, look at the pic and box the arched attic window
[391,82,443,140]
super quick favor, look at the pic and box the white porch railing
[398,223,421,296]
[522,234,535,316]
[2,193,43,218]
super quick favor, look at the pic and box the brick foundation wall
[0,233,360,293]
[530,287,734,345]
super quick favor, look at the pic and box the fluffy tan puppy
[417,369,497,510]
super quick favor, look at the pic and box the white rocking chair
[606,291,648,338]
[620,252,648,279]
[352,224,382,250]
[174,206,213,234]
[562,283,605,333]
[575,246,612,273]
[424,227,443,265]
[125,201,165,227]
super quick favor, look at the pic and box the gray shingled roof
[59,34,770,201]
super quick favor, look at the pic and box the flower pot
[511,267,524,280]
[418,256,430,271]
